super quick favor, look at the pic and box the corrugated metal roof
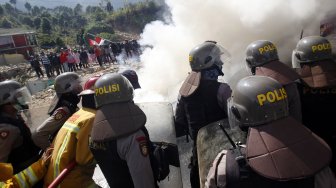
[0,28,36,36]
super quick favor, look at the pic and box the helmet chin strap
[215,65,224,76]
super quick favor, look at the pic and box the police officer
[0,80,40,173]
[245,40,302,121]
[292,36,336,172]
[43,76,100,188]
[33,72,82,150]
[121,69,141,89]
[89,73,156,188]
[175,41,232,188]
[205,76,336,188]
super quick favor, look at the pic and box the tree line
[0,0,163,48]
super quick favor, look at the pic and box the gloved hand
[41,147,53,167]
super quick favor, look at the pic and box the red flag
[95,36,102,44]
[88,39,98,46]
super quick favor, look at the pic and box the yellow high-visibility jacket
[0,159,46,188]
[44,108,96,188]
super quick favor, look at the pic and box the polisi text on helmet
[257,88,287,106]
[312,43,331,53]
[259,44,277,55]
[95,84,120,96]
[189,55,193,63]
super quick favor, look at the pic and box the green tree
[86,6,92,13]
[55,37,65,47]
[9,0,16,10]
[41,11,51,19]
[74,3,82,15]
[22,16,34,27]
[24,2,31,13]
[33,17,41,28]
[93,11,106,22]
[106,2,113,12]
[41,18,51,33]
[0,6,4,15]
[4,3,14,13]
[51,16,58,25]
[1,18,12,28]
[31,6,40,16]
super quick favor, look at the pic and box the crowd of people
[29,39,141,79]
[0,34,336,188]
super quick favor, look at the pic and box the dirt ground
[27,62,142,131]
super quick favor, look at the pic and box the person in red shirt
[59,48,69,72]
[94,46,103,67]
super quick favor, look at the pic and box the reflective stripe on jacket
[44,108,96,188]
[0,159,46,188]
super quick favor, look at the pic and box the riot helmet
[293,36,333,64]
[94,73,133,108]
[54,72,82,95]
[0,80,32,106]
[228,76,288,128]
[79,75,101,96]
[189,41,231,72]
[80,75,101,109]
[245,40,279,69]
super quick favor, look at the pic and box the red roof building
[0,28,38,59]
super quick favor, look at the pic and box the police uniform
[43,107,96,188]
[90,73,156,188]
[205,150,336,188]
[32,106,72,149]
[0,81,40,174]
[32,72,82,150]
[292,36,336,172]
[176,41,232,188]
[205,76,335,188]
[0,114,40,174]
[246,40,302,122]
[175,79,231,140]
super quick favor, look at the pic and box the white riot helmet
[189,41,231,73]
[0,80,32,106]
[54,72,82,95]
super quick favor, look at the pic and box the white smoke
[137,0,336,101]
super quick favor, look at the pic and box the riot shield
[92,102,183,188]
[197,119,246,188]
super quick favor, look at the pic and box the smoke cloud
[137,0,336,101]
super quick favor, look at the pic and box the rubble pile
[29,65,120,109]
[0,64,33,83]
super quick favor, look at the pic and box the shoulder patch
[53,109,67,120]
[0,131,9,139]
[136,136,149,157]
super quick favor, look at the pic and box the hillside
[0,0,165,48]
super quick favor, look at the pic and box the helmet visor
[14,87,32,105]
[216,44,231,67]
[291,50,301,69]
[227,97,242,130]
